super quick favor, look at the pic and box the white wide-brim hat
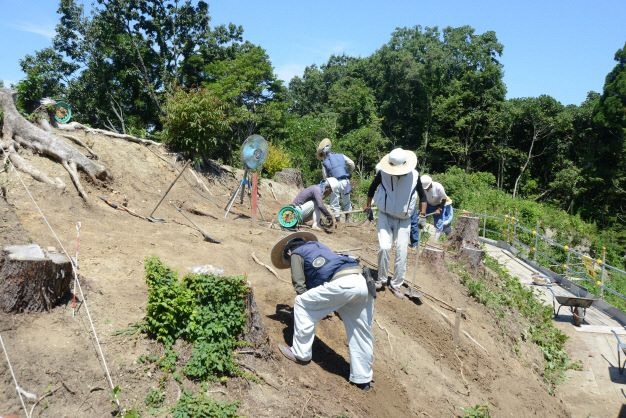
[316,138,332,160]
[270,231,318,269]
[377,148,417,176]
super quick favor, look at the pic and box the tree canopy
[9,4,626,233]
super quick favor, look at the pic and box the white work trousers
[329,178,352,219]
[292,274,374,384]
[377,212,411,288]
[298,200,322,227]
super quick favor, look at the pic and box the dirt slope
[0,129,575,417]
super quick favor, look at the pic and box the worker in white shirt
[410,174,453,243]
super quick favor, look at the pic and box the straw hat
[377,148,417,176]
[316,138,332,160]
[270,231,318,269]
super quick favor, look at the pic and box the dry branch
[251,252,289,283]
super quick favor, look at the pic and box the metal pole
[600,247,606,299]
[148,160,191,220]
[482,216,486,238]
[251,172,258,221]
[506,212,512,244]
[533,221,539,261]
[239,169,249,205]
[453,308,464,346]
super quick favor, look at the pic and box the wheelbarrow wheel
[572,306,583,327]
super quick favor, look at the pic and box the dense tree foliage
[10,4,626,235]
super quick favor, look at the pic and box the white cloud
[328,41,353,56]
[275,63,306,83]
[11,22,55,39]
[273,41,357,83]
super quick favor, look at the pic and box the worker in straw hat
[316,138,356,223]
[271,231,376,391]
[364,148,427,298]
[411,174,454,242]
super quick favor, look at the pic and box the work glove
[418,215,427,229]
[364,207,374,222]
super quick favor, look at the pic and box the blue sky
[1,1,624,106]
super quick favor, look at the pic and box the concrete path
[484,243,626,418]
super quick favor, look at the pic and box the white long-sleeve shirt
[424,181,448,206]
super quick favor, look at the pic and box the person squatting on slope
[271,232,376,391]
[410,174,454,243]
[291,178,339,231]
[316,138,356,223]
[364,148,426,298]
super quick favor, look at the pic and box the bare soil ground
[0,129,598,417]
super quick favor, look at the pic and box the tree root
[59,133,98,158]
[5,143,65,190]
[1,88,109,201]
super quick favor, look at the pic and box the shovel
[404,230,424,304]
[172,205,221,244]
[147,160,191,222]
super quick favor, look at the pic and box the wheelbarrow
[547,286,597,326]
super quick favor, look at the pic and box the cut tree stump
[447,215,481,251]
[461,246,485,268]
[0,244,72,313]
[243,286,273,358]
[422,246,445,265]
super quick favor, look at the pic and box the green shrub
[171,391,239,418]
[161,87,230,161]
[462,404,490,417]
[263,144,292,178]
[142,257,248,380]
[144,257,193,346]
[145,388,165,409]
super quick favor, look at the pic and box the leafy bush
[171,391,239,418]
[462,404,490,417]
[144,257,193,346]
[161,87,230,161]
[280,112,338,185]
[143,257,248,380]
[263,144,292,178]
[145,387,165,409]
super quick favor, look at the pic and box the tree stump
[422,247,445,266]
[447,215,481,251]
[273,168,304,189]
[461,246,485,268]
[0,244,72,313]
[243,287,272,358]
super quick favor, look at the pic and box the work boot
[350,381,372,391]
[278,344,310,365]
[388,285,405,300]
